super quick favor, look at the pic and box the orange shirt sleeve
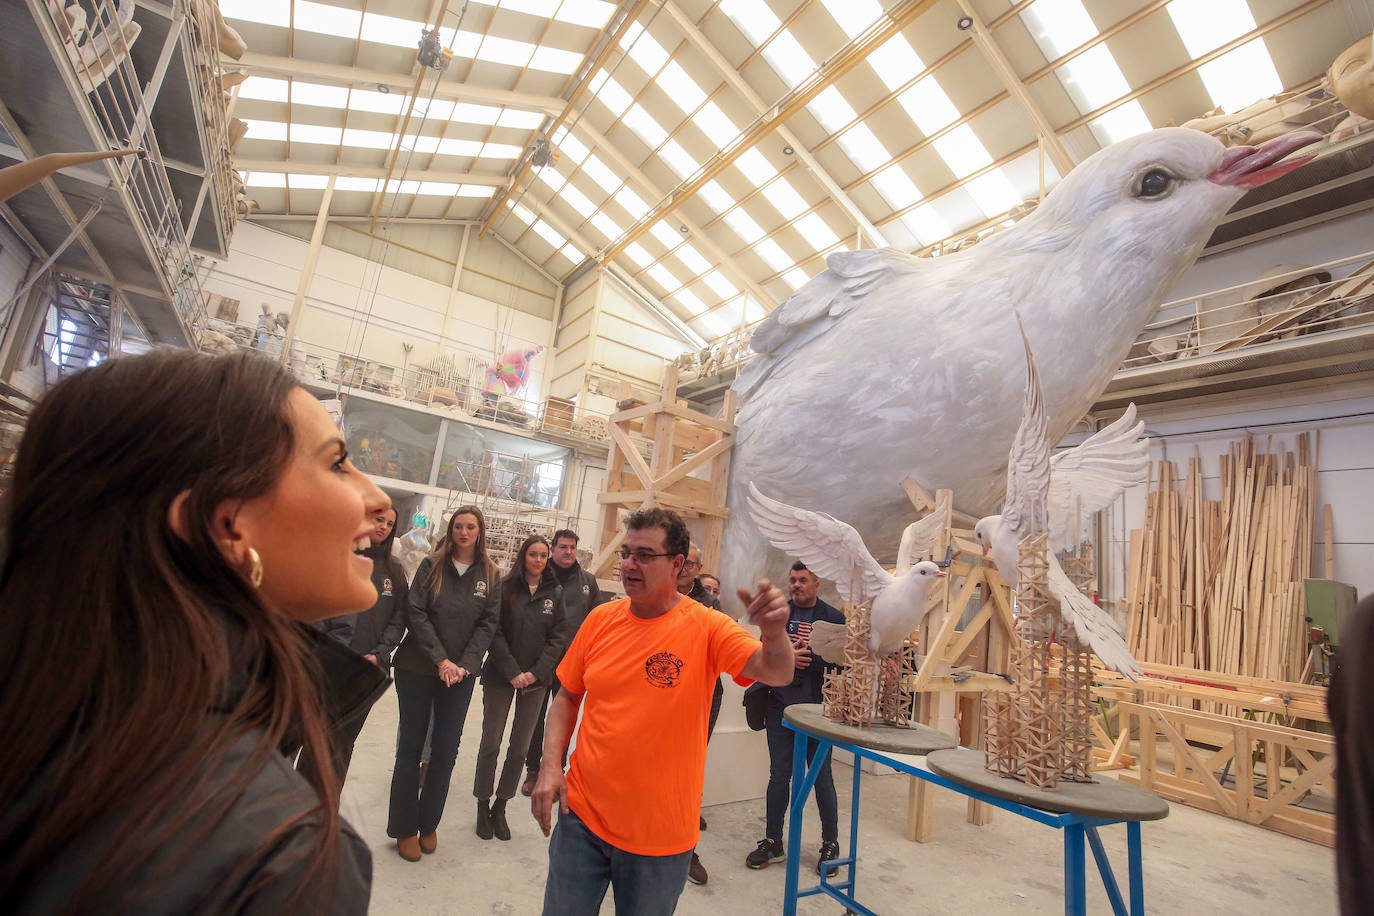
[708,611,763,686]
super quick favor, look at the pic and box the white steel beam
[233,159,511,187]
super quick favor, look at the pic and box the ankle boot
[475,798,493,840]
[491,798,511,841]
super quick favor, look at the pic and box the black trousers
[387,668,476,837]
[475,679,547,801]
[764,695,837,843]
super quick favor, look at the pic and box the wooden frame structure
[590,365,736,578]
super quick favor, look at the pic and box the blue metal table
[781,705,1169,916]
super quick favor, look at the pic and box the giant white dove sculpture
[745,482,945,667]
[721,127,1321,605]
[973,325,1145,679]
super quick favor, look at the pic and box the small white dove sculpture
[746,482,946,666]
[973,323,1144,679]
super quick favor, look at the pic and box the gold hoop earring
[245,548,263,588]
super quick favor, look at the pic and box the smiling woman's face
[233,389,390,621]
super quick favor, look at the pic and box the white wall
[202,222,555,403]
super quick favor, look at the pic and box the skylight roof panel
[334,176,379,192]
[695,103,739,148]
[244,171,287,187]
[702,270,737,298]
[743,297,766,323]
[501,0,560,17]
[614,188,650,221]
[1021,0,1097,59]
[497,109,545,129]
[528,45,584,74]
[557,242,582,263]
[650,221,682,248]
[932,125,993,178]
[288,122,343,145]
[554,0,615,29]
[291,82,348,109]
[594,75,634,119]
[456,185,495,197]
[736,148,775,187]
[433,137,483,157]
[417,181,461,196]
[646,263,681,291]
[237,77,288,102]
[221,1,289,28]
[871,165,921,209]
[837,124,889,172]
[534,165,565,191]
[383,178,422,196]
[623,22,669,74]
[724,210,766,244]
[478,142,523,159]
[242,119,287,141]
[867,35,923,91]
[659,140,698,180]
[808,87,855,133]
[675,289,707,316]
[349,87,407,115]
[1196,40,1283,114]
[781,267,810,290]
[762,179,808,219]
[589,212,623,241]
[508,201,535,224]
[357,11,429,49]
[581,155,621,193]
[794,213,839,249]
[482,35,536,69]
[754,238,790,271]
[720,0,781,46]
[696,309,732,337]
[698,181,732,215]
[288,173,330,189]
[341,127,395,149]
[676,245,711,275]
[552,128,589,163]
[763,31,815,87]
[531,219,566,248]
[419,99,455,123]
[820,0,880,39]
[898,77,960,136]
[452,102,505,126]
[965,171,1022,217]
[622,105,669,148]
[1091,102,1153,145]
[561,184,597,218]
[1057,45,1131,110]
[1167,0,1252,55]
[624,242,654,268]
[657,62,707,114]
[901,204,951,246]
[294,0,361,38]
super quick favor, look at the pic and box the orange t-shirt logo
[644,651,683,688]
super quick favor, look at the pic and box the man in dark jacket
[522,529,607,794]
[744,561,844,876]
[1332,592,1374,914]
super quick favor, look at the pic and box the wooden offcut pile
[1125,434,1321,681]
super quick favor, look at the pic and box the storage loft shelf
[0,0,234,346]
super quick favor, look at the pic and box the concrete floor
[341,688,1337,915]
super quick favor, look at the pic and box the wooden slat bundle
[1124,434,1321,683]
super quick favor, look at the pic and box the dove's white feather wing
[1001,316,1051,541]
[1048,558,1141,679]
[1048,404,1150,553]
[808,620,850,665]
[894,490,952,573]
[747,482,893,605]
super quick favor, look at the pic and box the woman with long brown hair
[387,505,499,861]
[473,534,567,842]
[0,349,390,912]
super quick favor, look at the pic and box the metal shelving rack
[0,0,237,347]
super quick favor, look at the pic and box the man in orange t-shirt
[531,507,794,915]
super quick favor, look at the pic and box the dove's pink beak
[934,569,947,578]
[981,544,989,557]
[1208,130,1323,189]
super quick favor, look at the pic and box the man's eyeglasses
[618,547,676,564]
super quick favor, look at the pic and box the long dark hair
[0,350,339,910]
[501,534,556,614]
[370,507,405,584]
[427,504,495,596]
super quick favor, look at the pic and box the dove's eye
[1136,168,1175,199]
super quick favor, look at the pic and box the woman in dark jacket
[303,506,408,783]
[473,535,567,841]
[0,350,388,912]
[386,506,499,861]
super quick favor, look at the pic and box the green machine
[1303,578,1359,686]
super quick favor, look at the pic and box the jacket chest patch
[474,580,488,597]
[542,598,555,614]
[582,584,590,596]
[382,578,393,597]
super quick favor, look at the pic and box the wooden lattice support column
[1062,539,1095,598]
[1015,530,1062,790]
[821,602,884,727]
[1060,639,1096,783]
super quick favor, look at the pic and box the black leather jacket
[391,555,499,676]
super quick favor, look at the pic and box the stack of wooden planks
[1125,434,1320,681]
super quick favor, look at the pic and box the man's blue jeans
[542,807,692,915]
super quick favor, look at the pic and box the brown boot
[396,836,421,862]
[419,831,438,854]
[521,771,538,797]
